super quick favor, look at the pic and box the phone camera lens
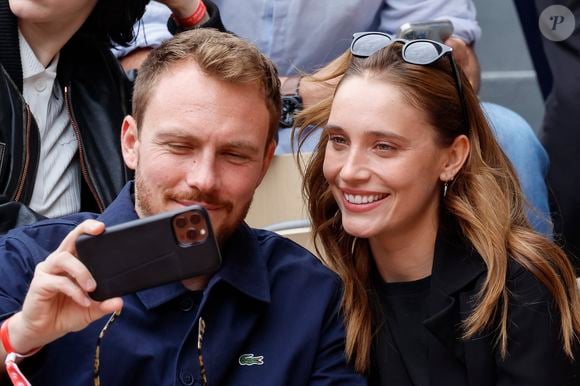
[186,227,198,240]
[189,213,202,225]
[175,217,187,228]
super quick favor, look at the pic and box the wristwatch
[280,76,303,128]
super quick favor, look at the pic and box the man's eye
[224,152,251,163]
[167,143,190,152]
[376,143,395,151]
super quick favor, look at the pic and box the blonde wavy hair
[295,43,580,373]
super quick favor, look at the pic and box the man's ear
[121,115,140,170]
[440,134,470,181]
[257,140,276,186]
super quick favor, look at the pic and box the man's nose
[185,152,219,193]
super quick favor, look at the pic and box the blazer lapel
[422,222,486,385]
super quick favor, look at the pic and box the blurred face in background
[9,0,97,25]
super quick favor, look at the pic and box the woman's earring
[443,180,449,198]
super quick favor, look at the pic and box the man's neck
[18,18,85,68]
[182,275,211,291]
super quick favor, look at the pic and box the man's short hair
[132,29,281,145]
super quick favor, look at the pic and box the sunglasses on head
[350,31,468,132]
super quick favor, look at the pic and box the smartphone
[76,205,221,301]
[397,19,454,43]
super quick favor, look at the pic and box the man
[0,29,366,385]
[0,0,224,232]
[116,0,552,236]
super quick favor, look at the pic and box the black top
[372,276,432,386]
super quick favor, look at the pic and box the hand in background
[445,37,481,94]
[157,0,205,20]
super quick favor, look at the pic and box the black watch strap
[279,76,303,128]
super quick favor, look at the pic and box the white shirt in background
[19,31,81,218]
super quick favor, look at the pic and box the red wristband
[1,317,41,357]
[173,1,207,28]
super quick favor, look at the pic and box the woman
[296,32,580,385]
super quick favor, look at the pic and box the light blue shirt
[114,0,481,75]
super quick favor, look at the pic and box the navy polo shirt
[0,183,366,386]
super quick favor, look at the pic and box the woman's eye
[329,135,347,145]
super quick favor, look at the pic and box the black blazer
[371,223,579,386]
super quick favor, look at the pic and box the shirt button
[179,296,194,311]
[34,80,46,92]
[179,371,194,385]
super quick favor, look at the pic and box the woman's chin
[342,221,379,239]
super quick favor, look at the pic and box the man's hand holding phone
[443,37,481,93]
[397,20,481,93]
[4,220,123,356]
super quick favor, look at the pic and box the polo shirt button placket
[179,370,195,385]
[179,296,194,312]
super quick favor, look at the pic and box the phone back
[76,206,221,301]
[397,20,454,43]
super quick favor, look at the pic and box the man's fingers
[57,220,105,254]
[34,271,93,307]
[85,298,124,326]
[98,298,124,315]
[40,252,96,292]
[445,37,468,64]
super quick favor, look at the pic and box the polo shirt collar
[96,182,271,309]
[208,223,271,304]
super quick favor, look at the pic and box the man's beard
[134,168,253,247]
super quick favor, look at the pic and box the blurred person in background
[0,0,224,233]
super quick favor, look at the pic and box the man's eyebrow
[154,130,199,141]
[222,140,260,154]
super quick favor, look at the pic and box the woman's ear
[121,115,139,170]
[440,134,470,181]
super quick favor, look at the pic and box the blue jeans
[481,102,551,235]
[276,102,552,236]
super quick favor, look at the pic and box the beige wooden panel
[277,226,318,256]
[246,153,310,229]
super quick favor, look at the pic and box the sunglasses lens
[403,41,443,65]
[352,33,392,57]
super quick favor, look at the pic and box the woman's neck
[370,213,439,283]
[18,17,86,67]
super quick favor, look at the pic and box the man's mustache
[171,192,233,210]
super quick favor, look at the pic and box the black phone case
[76,205,221,301]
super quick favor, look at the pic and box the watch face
[280,95,303,128]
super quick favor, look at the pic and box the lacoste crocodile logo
[238,353,264,366]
